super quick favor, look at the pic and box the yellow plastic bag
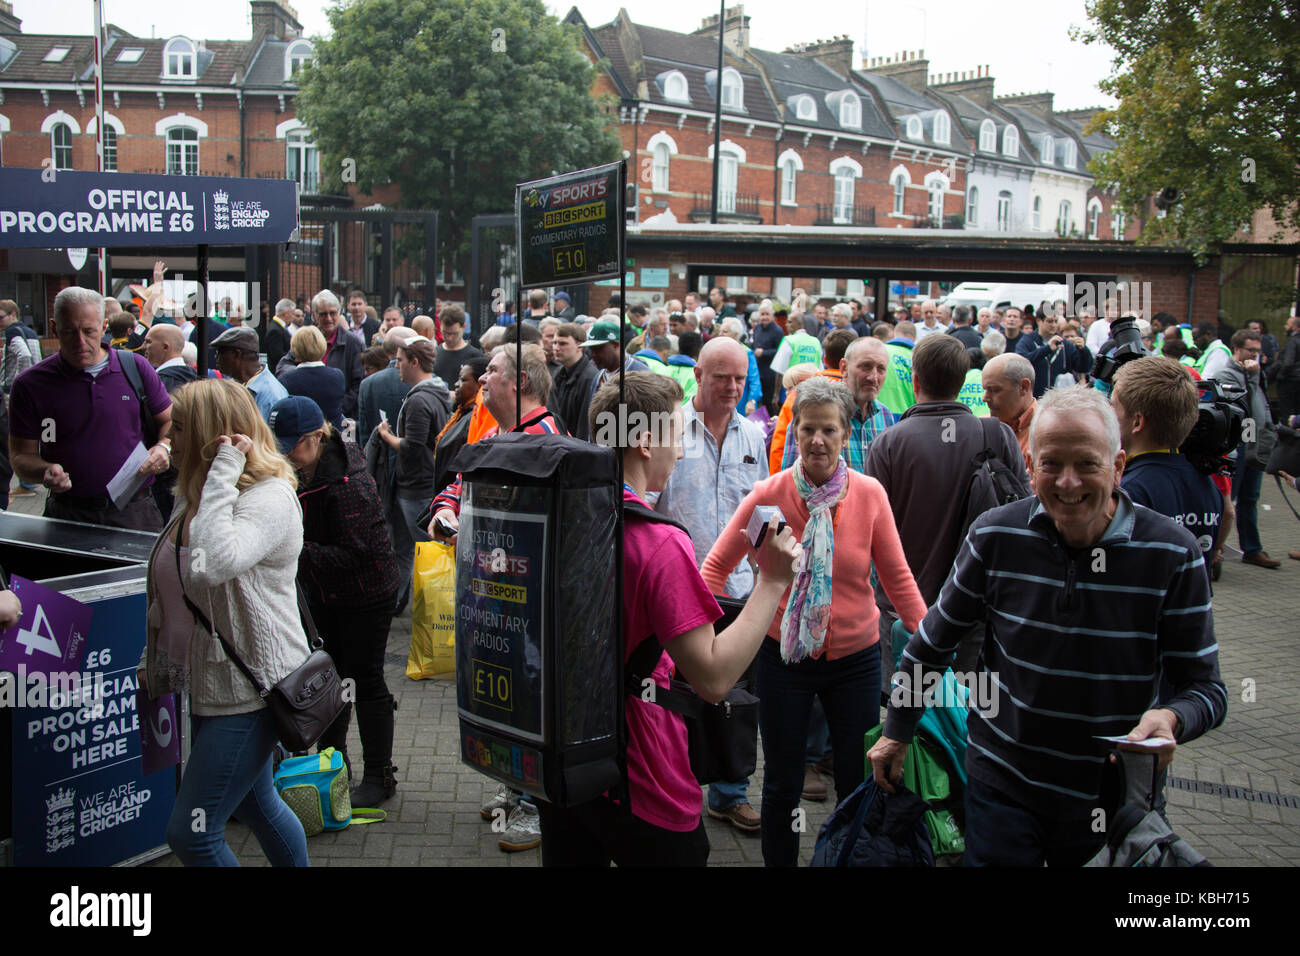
[407,540,457,679]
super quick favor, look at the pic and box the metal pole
[197,244,210,378]
[93,0,107,297]
[710,0,724,225]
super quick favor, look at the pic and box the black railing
[814,203,876,226]
[689,191,761,221]
[917,213,966,230]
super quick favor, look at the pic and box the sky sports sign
[517,161,623,287]
[0,168,300,248]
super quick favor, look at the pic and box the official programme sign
[0,168,300,248]
[516,162,623,287]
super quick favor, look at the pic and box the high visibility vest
[786,332,822,369]
[877,344,916,413]
[957,368,990,418]
[1194,339,1230,374]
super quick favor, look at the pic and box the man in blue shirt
[1110,356,1225,588]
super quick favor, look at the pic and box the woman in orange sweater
[702,376,926,866]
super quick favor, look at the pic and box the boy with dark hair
[533,373,800,866]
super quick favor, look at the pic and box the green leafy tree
[1076,0,1300,261]
[296,0,622,277]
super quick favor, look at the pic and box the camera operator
[1110,357,1226,589]
[1212,330,1279,569]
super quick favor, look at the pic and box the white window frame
[720,68,743,110]
[285,39,313,81]
[50,123,73,170]
[979,119,996,152]
[166,127,199,176]
[932,111,951,146]
[778,149,803,206]
[1112,208,1126,239]
[116,48,145,63]
[661,70,689,103]
[795,95,815,121]
[906,116,923,140]
[839,92,861,128]
[1087,198,1102,239]
[924,171,949,223]
[707,141,745,214]
[286,128,319,191]
[163,37,196,79]
[890,165,910,216]
[830,157,863,224]
[997,191,1012,231]
[1040,133,1054,164]
[1032,195,1042,230]
[44,46,71,63]
[646,131,678,194]
[1057,200,1072,235]
[1003,125,1019,158]
[1063,139,1077,169]
[100,125,118,172]
[966,186,979,227]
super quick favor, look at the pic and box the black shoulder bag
[174,539,347,753]
[622,500,759,784]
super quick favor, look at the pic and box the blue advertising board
[9,590,177,866]
[0,168,299,249]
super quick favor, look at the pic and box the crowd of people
[4,273,1296,868]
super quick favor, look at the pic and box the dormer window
[1062,139,1077,169]
[979,119,996,152]
[1039,133,1054,164]
[906,116,923,140]
[1002,125,1019,157]
[838,92,861,128]
[795,95,815,121]
[720,68,743,110]
[285,39,313,80]
[663,71,688,102]
[163,37,196,79]
[932,111,951,145]
[44,46,71,63]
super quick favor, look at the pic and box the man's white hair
[274,298,296,315]
[181,341,198,366]
[981,330,1006,357]
[1029,383,1121,458]
[831,302,853,320]
[53,286,104,328]
[720,316,746,339]
[311,289,340,313]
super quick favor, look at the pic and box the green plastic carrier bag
[865,726,965,858]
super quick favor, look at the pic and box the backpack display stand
[452,433,620,806]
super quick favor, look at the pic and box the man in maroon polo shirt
[8,287,172,531]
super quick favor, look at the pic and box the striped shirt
[781,399,897,472]
[883,490,1227,817]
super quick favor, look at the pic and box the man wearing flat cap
[213,325,287,423]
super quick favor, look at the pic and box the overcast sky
[16,0,1118,110]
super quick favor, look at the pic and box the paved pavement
[12,475,1297,867]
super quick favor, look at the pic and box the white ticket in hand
[106,441,150,510]
[1093,735,1173,749]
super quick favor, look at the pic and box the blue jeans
[707,778,752,810]
[964,776,1102,867]
[1231,446,1263,556]
[166,710,309,867]
[755,638,880,866]
[393,494,432,611]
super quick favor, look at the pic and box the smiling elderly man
[868,384,1226,867]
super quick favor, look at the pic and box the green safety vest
[1157,326,1196,356]
[957,369,990,418]
[1194,338,1231,374]
[786,331,823,369]
[877,343,916,413]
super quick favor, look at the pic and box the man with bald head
[982,352,1038,472]
[143,322,196,393]
[651,334,768,832]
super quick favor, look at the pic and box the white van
[940,281,1069,313]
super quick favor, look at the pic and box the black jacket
[297,431,400,609]
[157,363,198,394]
[276,328,365,418]
[263,317,293,375]
[551,354,600,441]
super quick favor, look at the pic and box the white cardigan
[145,444,311,716]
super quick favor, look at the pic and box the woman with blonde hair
[139,377,312,866]
[279,325,346,429]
